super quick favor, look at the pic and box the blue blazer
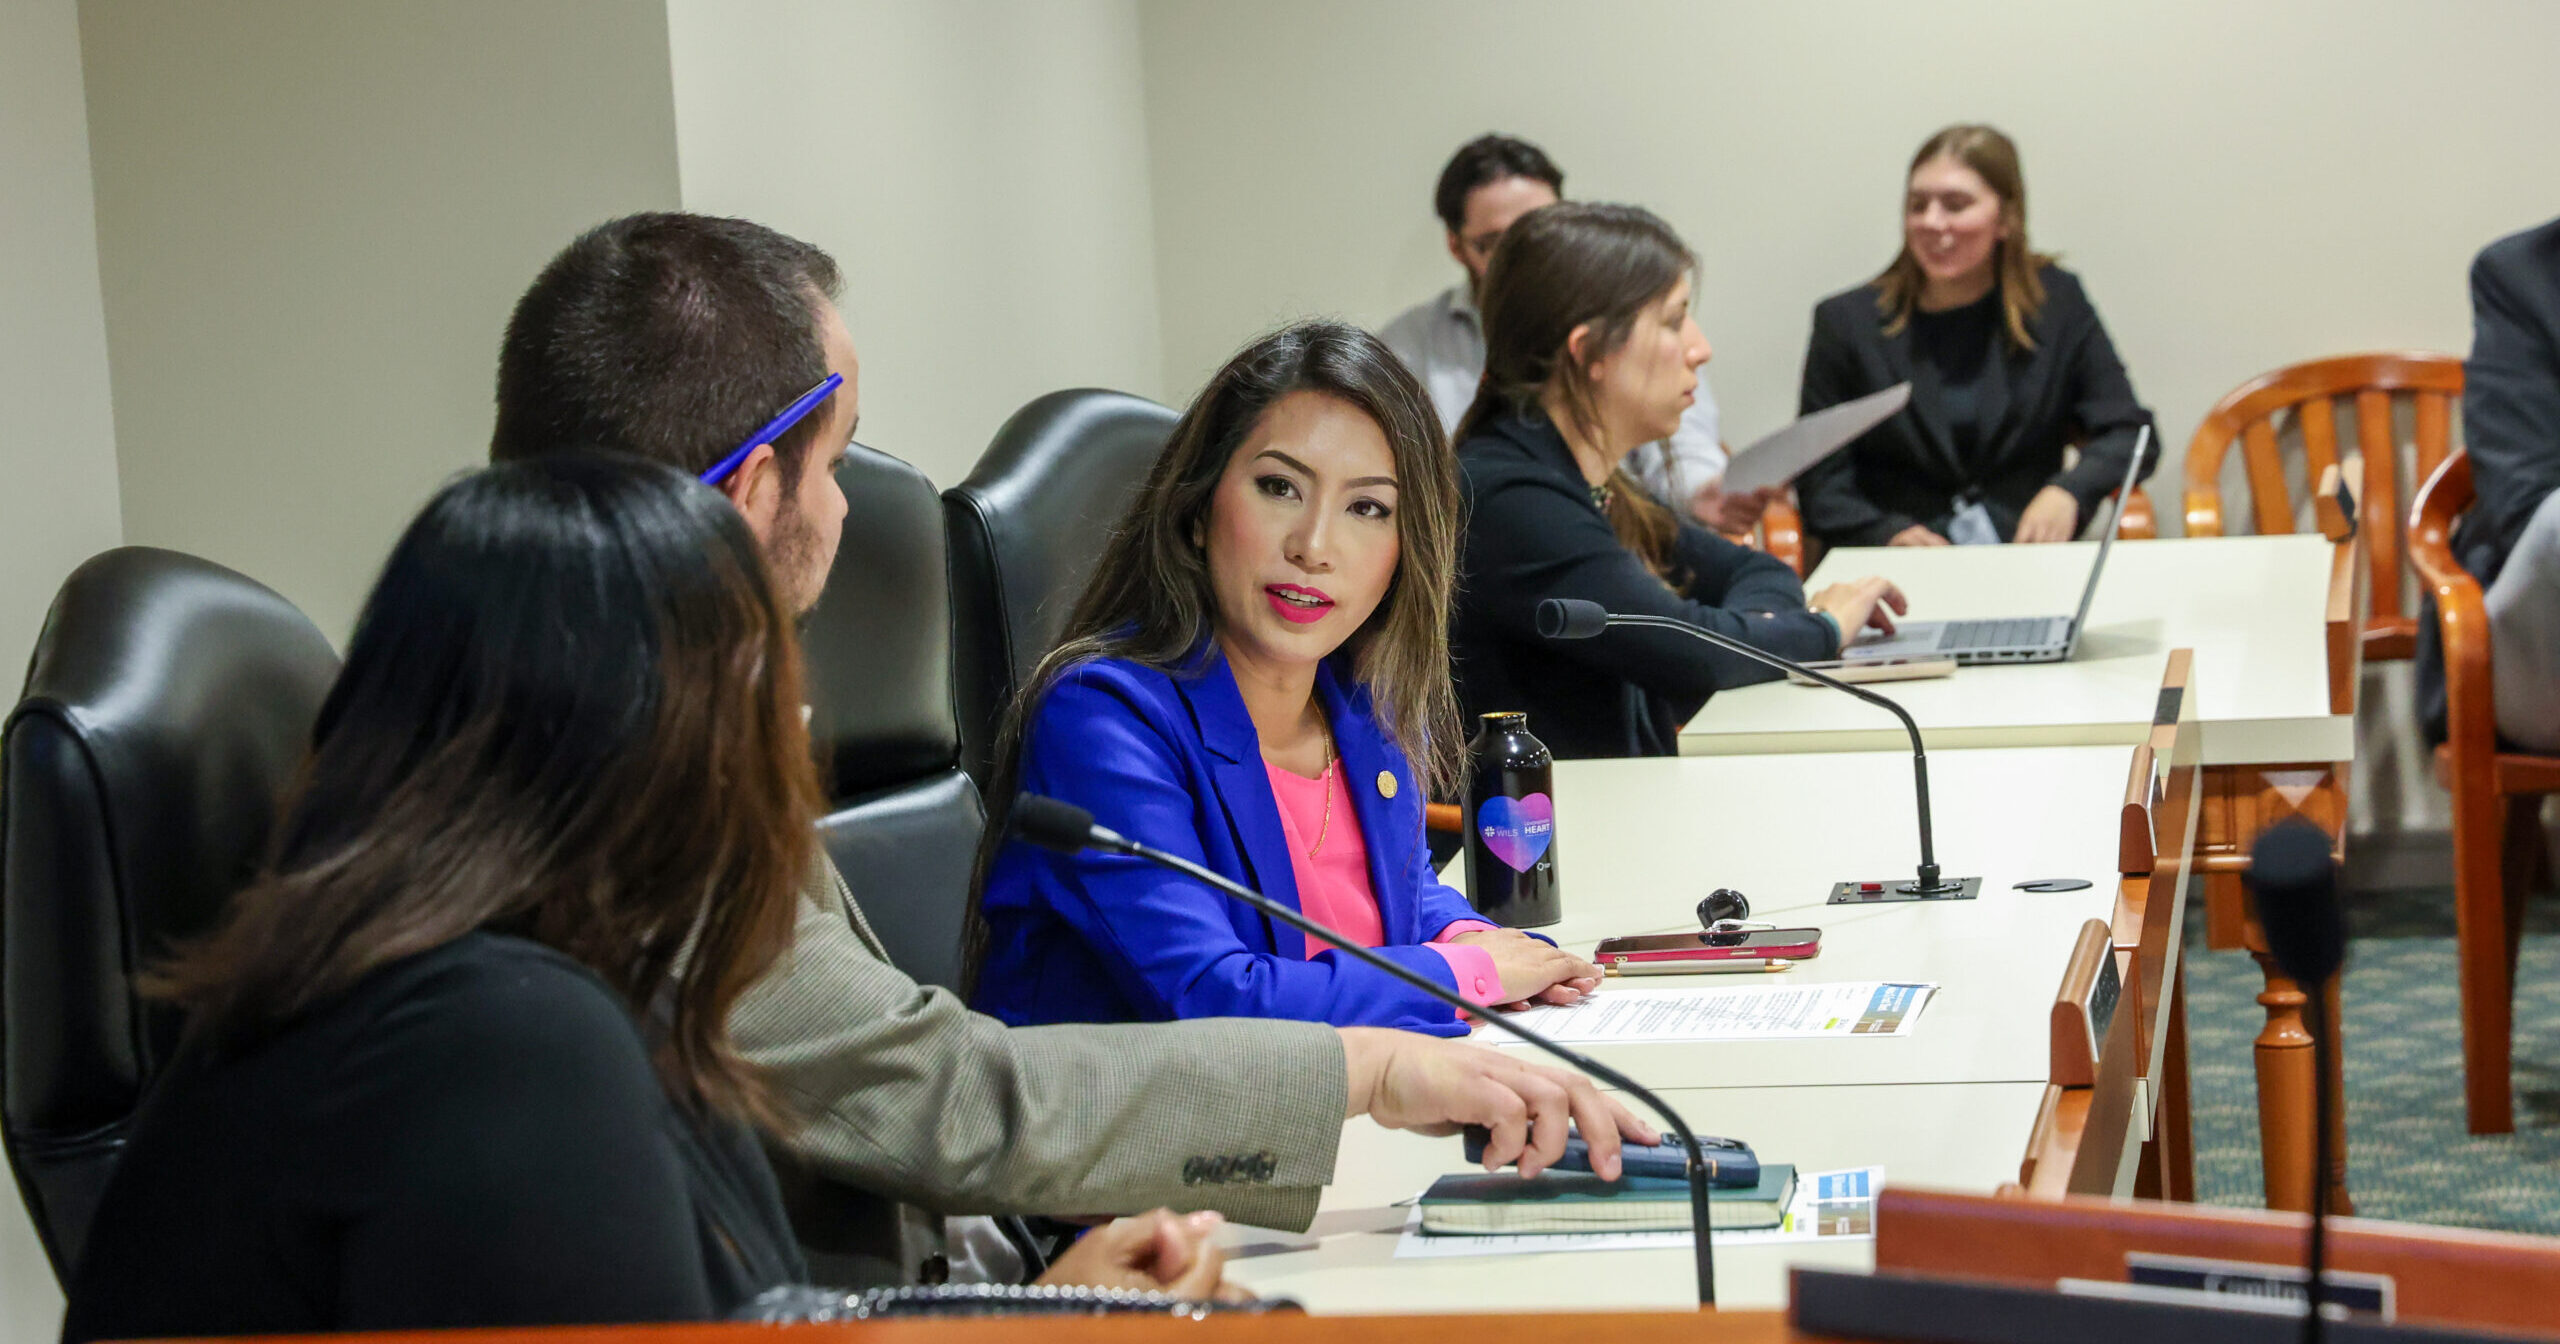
[972,648,1489,1035]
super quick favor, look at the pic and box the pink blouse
[1264,760,1503,1007]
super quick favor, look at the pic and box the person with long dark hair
[1450,203,1907,759]
[1795,124,2156,549]
[59,456,1239,1339]
[967,320,1613,1035]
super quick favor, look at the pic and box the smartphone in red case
[1591,928,1823,969]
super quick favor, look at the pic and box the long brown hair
[963,321,1463,983]
[1456,201,1695,582]
[1874,124,2055,350]
[148,454,823,1130]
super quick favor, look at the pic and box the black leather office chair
[784,445,991,1288]
[1,548,337,1279]
[803,444,984,995]
[943,389,1179,784]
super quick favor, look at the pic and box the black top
[1909,291,2000,473]
[2419,214,2560,741]
[1451,410,1839,759]
[1794,265,2157,548]
[61,932,805,1341]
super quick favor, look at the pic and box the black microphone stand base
[1828,875,1983,905]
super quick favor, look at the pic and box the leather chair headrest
[944,390,1178,778]
[4,547,336,1269]
[802,445,961,800]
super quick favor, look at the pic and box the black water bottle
[1462,711,1561,928]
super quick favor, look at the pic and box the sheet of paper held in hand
[1492,981,1936,1045]
[1393,1166,1884,1259]
[1717,382,1912,493]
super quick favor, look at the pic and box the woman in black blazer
[1451,203,1904,759]
[1796,124,2156,550]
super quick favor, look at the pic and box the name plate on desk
[2051,919,2121,1087]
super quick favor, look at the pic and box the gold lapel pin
[1376,770,1398,799]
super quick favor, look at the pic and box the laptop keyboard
[1939,617,2055,649]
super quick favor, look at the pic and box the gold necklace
[1306,722,1338,860]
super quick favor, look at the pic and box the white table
[1469,748,2134,1089]
[1681,533,2356,1211]
[1679,535,2347,768]
[1225,746,2145,1314]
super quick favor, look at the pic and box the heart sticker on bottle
[1477,793,1554,872]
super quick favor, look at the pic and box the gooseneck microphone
[1009,793,1721,1308]
[2246,819,2348,1344]
[1537,597,1975,903]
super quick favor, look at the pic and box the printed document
[1719,382,1912,492]
[1493,981,1934,1045]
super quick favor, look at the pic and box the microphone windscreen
[1011,794,1100,855]
[2246,819,2345,987]
[1537,598,1611,641]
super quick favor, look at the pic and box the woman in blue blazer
[967,321,1599,1036]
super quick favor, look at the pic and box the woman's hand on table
[2013,486,2082,543]
[1448,927,1601,1005]
[1038,1209,1249,1301]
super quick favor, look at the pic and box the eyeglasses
[699,373,845,485]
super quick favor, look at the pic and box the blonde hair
[1875,124,2055,350]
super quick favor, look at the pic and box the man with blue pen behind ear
[489,211,1652,1290]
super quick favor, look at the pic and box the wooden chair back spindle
[2184,351,2463,661]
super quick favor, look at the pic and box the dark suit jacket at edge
[2420,216,2560,742]
[1795,264,2157,548]
[1452,410,1837,759]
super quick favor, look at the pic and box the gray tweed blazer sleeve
[731,857,1348,1231]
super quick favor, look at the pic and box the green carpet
[2184,886,2560,1228]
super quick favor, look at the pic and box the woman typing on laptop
[1447,202,1906,759]
[1793,124,2157,551]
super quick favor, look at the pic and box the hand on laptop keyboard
[1811,577,1909,639]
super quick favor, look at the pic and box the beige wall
[80,0,687,642]
[1138,0,2560,513]
[2,0,123,697]
[2,0,121,1328]
[667,0,1165,488]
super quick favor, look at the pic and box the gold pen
[1602,958,1795,977]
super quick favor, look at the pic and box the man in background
[2424,216,2560,750]
[1378,133,1770,532]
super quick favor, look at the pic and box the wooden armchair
[2186,352,2464,660]
[2409,449,2560,1134]
[1746,493,1810,575]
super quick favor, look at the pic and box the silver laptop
[1840,425,2151,666]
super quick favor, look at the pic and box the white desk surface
[1223,1080,2047,1314]
[1447,749,2130,1089]
[1679,535,2347,767]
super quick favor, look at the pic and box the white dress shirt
[1378,282,1728,508]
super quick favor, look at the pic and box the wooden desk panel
[181,1312,1820,1344]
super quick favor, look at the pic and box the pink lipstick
[1265,583,1333,625]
